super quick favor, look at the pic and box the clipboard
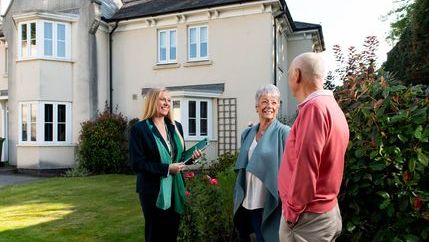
[182,138,208,165]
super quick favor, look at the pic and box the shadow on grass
[0,175,145,242]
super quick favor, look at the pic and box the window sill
[17,143,77,147]
[153,63,181,70]
[183,60,212,67]
[17,57,74,63]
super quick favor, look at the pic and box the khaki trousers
[279,203,342,242]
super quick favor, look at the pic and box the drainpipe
[273,10,284,86]
[109,21,119,113]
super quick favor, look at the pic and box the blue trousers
[235,206,266,242]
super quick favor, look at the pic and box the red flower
[413,197,423,210]
[185,191,191,197]
[184,171,195,179]
[210,178,219,186]
[403,171,411,183]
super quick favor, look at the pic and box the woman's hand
[191,149,203,160]
[169,163,186,174]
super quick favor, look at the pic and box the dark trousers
[139,193,180,242]
[234,206,266,242]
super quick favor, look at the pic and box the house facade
[0,0,324,171]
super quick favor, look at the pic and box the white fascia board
[13,12,79,23]
[169,90,222,98]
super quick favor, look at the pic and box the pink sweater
[278,91,349,223]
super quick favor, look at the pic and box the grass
[0,175,144,242]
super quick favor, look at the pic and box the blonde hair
[142,87,174,122]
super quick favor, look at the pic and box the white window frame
[187,25,209,61]
[157,28,177,64]
[18,20,71,60]
[172,98,212,140]
[18,101,72,144]
[4,45,8,75]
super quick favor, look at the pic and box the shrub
[78,106,131,174]
[335,71,429,240]
[179,154,237,242]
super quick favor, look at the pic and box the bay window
[172,98,212,140]
[19,102,72,144]
[18,20,71,60]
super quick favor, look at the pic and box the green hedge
[78,107,132,174]
[336,75,429,241]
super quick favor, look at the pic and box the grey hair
[255,84,281,105]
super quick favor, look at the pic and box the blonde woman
[129,88,201,242]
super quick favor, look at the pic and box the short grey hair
[255,84,281,105]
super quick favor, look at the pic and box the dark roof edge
[141,83,225,95]
[104,1,257,22]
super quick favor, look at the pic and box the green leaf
[417,151,428,167]
[379,199,390,209]
[346,222,356,232]
[408,159,416,172]
[377,191,390,200]
[370,162,385,171]
[397,134,408,142]
[403,234,420,242]
[414,125,423,139]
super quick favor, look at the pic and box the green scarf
[146,120,186,214]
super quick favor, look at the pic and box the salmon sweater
[278,90,349,223]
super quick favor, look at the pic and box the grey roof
[107,0,324,50]
[141,83,225,95]
[108,0,261,21]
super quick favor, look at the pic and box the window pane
[31,104,37,141]
[57,41,65,57]
[200,27,207,43]
[159,31,166,61]
[189,119,196,136]
[190,44,197,58]
[44,22,53,56]
[45,104,53,122]
[57,24,66,57]
[31,123,37,141]
[188,101,196,118]
[58,124,66,141]
[31,104,37,123]
[22,105,28,141]
[57,24,65,41]
[200,119,207,136]
[45,123,53,141]
[170,30,176,60]
[200,43,207,58]
[30,23,37,56]
[58,105,66,123]
[21,24,27,41]
[200,101,207,118]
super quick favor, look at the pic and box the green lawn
[0,175,145,242]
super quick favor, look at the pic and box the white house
[0,0,324,172]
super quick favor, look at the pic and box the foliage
[179,154,237,242]
[0,175,144,242]
[385,0,415,43]
[334,44,429,241]
[331,36,379,84]
[78,105,131,174]
[384,0,429,85]
[205,152,238,178]
[63,166,90,177]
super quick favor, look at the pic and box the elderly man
[278,53,349,242]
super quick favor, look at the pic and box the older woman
[233,84,290,242]
[129,87,201,242]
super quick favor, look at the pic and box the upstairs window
[188,26,208,61]
[158,29,177,63]
[18,21,70,60]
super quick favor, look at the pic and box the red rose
[185,191,191,197]
[184,172,195,179]
[413,197,423,210]
[210,178,219,186]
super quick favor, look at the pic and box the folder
[183,138,208,165]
